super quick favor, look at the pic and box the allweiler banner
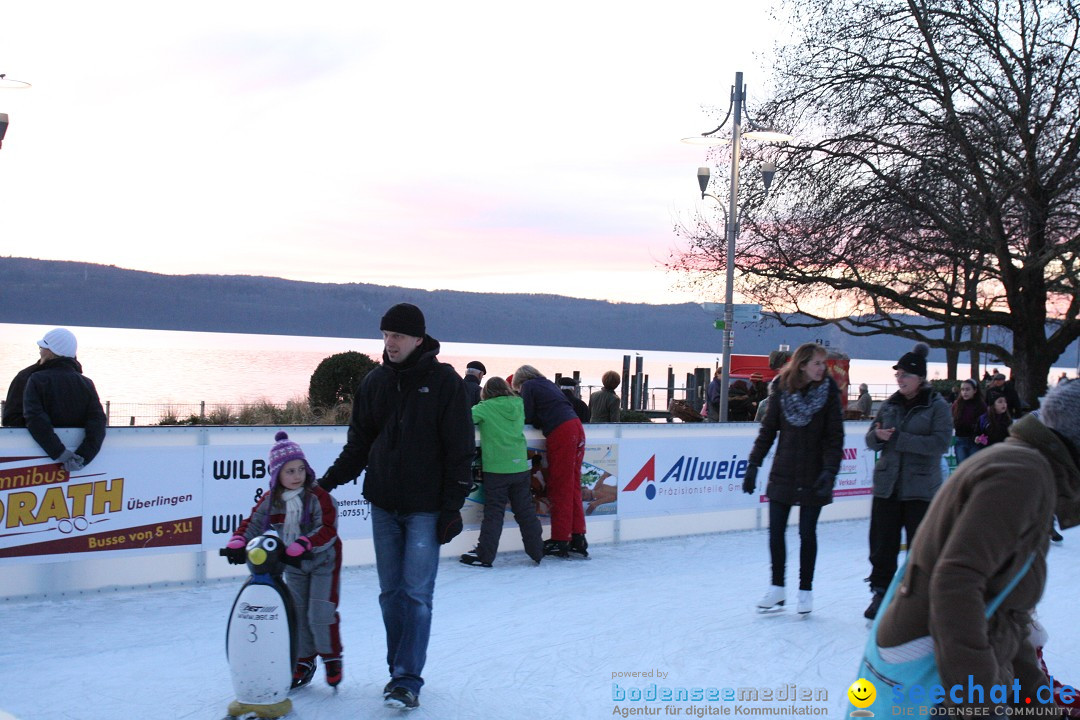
[615,428,876,518]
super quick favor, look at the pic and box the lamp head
[760,161,776,193]
[697,166,711,197]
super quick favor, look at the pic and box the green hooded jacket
[472,395,529,475]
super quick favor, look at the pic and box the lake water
[1,322,1073,414]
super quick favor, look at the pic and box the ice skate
[569,533,589,558]
[864,589,884,620]
[459,549,492,567]
[291,657,316,689]
[384,686,419,710]
[543,539,570,558]
[757,585,785,612]
[797,590,813,615]
[323,656,342,687]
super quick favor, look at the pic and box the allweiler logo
[623,454,750,500]
[623,456,657,498]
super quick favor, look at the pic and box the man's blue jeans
[371,506,440,695]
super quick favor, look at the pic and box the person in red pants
[512,365,587,558]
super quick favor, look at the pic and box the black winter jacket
[321,336,476,514]
[3,363,42,427]
[747,376,844,507]
[463,374,482,407]
[22,357,107,463]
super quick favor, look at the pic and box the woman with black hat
[862,342,953,619]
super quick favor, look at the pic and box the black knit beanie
[380,303,426,337]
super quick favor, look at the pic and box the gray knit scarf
[780,381,829,427]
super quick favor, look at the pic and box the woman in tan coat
[872,380,1080,714]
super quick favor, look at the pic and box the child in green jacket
[460,376,544,566]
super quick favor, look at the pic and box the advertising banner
[0,424,876,566]
[0,445,202,564]
[618,435,758,517]
[617,429,874,518]
[201,442,372,545]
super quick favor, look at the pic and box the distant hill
[0,256,924,360]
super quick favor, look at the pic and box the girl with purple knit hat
[225,432,344,689]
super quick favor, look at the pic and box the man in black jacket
[463,360,485,407]
[17,328,106,472]
[3,363,40,427]
[319,303,474,710]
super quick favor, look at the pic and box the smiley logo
[848,678,876,709]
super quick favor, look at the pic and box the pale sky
[0,1,786,304]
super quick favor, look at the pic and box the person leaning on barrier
[557,376,591,424]
[463,360,486,407]
[19,328,107,472]
[588,371,622,423]
[3,361,41,428]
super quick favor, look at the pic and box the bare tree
[675,0,1080,406]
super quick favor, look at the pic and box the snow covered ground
[2,518,1077,720]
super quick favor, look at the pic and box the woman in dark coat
[743,342,844,615]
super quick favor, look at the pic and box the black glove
[222,546,247,565]
[436,510,463,544]
[318,471,338,492]
[281,551,313,569]
[742,464,759,494]
[814,469,835,499]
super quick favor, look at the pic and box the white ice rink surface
[2,518,1077,720]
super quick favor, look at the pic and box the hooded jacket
[471,395,528,474]
[876,415,1080,709]
[865,385,952,501]
[321,336,475,514]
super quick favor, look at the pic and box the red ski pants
[545,419,586,542]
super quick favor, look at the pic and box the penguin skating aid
[220,531,298,719]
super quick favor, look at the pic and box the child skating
[225,431,344,688]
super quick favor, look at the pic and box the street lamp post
[684,71,789,421]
